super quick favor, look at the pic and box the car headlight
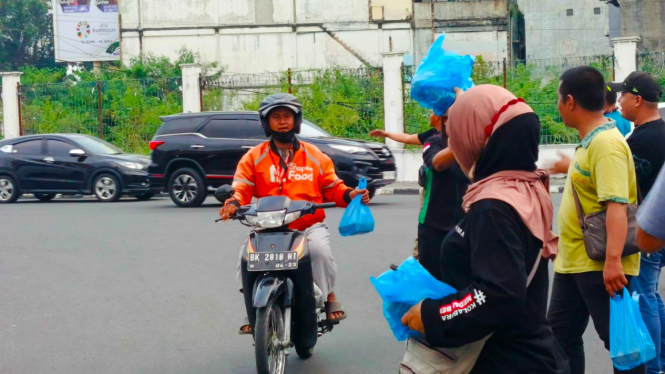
[116,161,144,170]
[330,145,369,154]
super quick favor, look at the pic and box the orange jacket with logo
[231,139,352,231]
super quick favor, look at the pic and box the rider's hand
[349,189,371,205]
[220,202,238,221]
[548,153,571,175]
[401,301,425,334]
[369,130,387,138]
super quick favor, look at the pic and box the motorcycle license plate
[248,252,298,272]
[383,171,396,179]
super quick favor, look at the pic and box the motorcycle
[215,185,340,374]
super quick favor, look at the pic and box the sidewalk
[377,176,566,196]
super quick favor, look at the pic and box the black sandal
[324,301,347,322]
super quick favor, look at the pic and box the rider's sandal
[239,317,252,335]
[324,301,347,323]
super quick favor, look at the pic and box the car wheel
[135,193,154,201]
[0,175,20,204]
[168,168,206,207]
[93,174,122,202]
[368,187,377,200]
[34,193,56,202]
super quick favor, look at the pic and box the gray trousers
[238,222,337,297]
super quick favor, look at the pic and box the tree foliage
[0,0,55,70]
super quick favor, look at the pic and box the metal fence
[403,55,616,145]
[638,52,665,87]
[0,82,3,139]
[19,78,182,153]
[202,67,384,141]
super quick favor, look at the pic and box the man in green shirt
[547,66,641,374]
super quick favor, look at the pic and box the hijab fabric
[447,85,558,259]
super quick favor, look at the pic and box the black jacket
[420,113,569,374]
[419,132,469,232]
[626,118,665,198]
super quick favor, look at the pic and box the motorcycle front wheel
[255,301,287,374]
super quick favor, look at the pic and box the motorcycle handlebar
[313,202,336,210]
[216,202,335,222]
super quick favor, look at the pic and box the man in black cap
[609,71,665,374]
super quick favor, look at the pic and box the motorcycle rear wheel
[255,301,287,374]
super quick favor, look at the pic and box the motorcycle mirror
[215,185,235,201]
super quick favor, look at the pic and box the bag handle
[570,182,586,230]
[636,170,644,204]
[527,249,542,287]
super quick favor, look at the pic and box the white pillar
[612,36,640,82]
[1,72,23,139]
[180,63,202,113]
[381,52,405,150]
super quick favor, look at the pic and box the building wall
[520,0,612,60]
[621,0,665,52]
[119,0,413,73]
[413,1,511,64]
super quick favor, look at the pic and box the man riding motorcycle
[220,93,370,332]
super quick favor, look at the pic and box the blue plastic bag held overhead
[338,178,375,236]
[370,257,457,341]
[610,288,656,370]
[410,33,475,116]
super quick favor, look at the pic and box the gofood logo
[76,21,91,39]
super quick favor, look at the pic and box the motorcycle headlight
[116,161,144,170]
[284,211,302,225]
[256,210,287,228]
[245,215,260,226]
[330,145,369,154]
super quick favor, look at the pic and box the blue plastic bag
[610,288,656,370]
[410,33,475,116]
[370,257,457,341]
[338,178,375,236]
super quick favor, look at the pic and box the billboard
[53,0,120,62]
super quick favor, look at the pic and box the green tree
[0,0,55,70]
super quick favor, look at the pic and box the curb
[376,187,420,196]
[550,185,564,194]
[377,185,564,195]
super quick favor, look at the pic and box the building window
[594,7,601,15]
[567,9,574,16]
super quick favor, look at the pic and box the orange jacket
[231,139,352,231]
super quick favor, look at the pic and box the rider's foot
[326,292,346,321]
[239,317,251,334]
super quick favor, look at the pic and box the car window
[300,120,333,138]
[46,140,77,156]
[200,119,267,139]
[68,135,122,155]
[155,117,207,135]
[13,140,43,154]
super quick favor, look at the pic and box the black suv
[148,111,396,207]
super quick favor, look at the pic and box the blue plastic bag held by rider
[370,257,456,341]
[410,33,475,116]
[338,178,374,236]
[610,288,656,370]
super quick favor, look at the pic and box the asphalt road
[1,194,659,374]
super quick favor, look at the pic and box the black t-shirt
[419,132,469,232]
[417,128,438,145]
[626,118,665,198]
[421,200,569,374]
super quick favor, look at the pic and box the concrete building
[620,0,665,52]
[118,0,414,73]
[520,0,613,60]
[413,0,522,65]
